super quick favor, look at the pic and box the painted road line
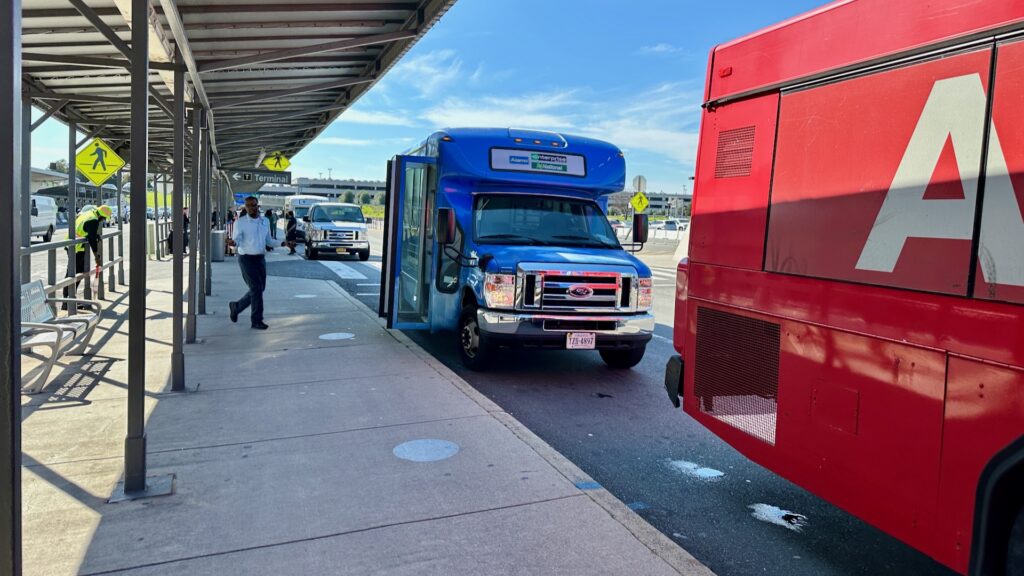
[318,260,366,280]
[364,261,382,270]
[357,283,380,286]
[356,293,378,296]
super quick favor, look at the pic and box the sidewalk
[20,252,713,575]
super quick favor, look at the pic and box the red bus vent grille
[714,126,755,178]
[694,307,780,445]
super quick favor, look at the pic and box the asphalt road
[267,232,956,576]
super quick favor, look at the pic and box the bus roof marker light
[441,135,454,142]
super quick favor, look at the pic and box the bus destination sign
[491,148,586,177]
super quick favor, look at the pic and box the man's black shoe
[229,302,239,323]
[251,322,269,330]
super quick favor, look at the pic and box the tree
[49,159,69,174]
[359,192,373,205]
[343,191,356,203]
[378,195,387,206]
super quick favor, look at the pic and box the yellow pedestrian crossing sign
[630,191,649,213]
[75,138,125,186]
[262,151,291,172]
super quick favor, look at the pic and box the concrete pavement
[20,249,714,575]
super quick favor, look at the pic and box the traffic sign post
[75,137,125,186]
[630,191,649,213]
[262,151,290,172]
[632,175,647,194]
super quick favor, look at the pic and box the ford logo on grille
[567,285,594,299]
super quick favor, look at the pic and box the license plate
[566,332,596,350]
[336,248,348,254]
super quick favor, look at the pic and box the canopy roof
[21,0,454,175]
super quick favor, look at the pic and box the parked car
[303,202,370,261]
[29,195,57,242]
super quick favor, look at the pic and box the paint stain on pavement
[748,503,809,532]
[667,459,725,481]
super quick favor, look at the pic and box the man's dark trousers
[236,254,266,325]
[63,249,87,298]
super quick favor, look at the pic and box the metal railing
[20,229,125,304]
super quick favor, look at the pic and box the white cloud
[389,49,463,98]
[334,108,416,127]
[422,91,579,130]
[317,137,375,146]
[639,43,682,54]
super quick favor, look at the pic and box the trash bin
[211,230,226,262]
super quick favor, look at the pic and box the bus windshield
[311,205,364,223]
[474,194,620,249]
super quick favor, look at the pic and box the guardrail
[20,230,125,307]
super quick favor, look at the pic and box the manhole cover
[393,439,460,462]
[318,332,354,341]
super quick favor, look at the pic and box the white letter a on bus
[856,74,985,273]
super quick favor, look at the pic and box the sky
[30,0,826,195]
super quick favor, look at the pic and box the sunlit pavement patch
[318,332,354,340]
[627,502,650,511]
[574,481,602,490]
[392,439,460,462]
[666,459,725,481]
[748,503,809,532]
[294,294,317,299]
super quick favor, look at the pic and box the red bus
[664,1,1024,574]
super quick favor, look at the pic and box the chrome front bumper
[311,240,369,249]
[478,310,655,337]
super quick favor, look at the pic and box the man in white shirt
[226,196,276,329]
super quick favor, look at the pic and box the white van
[283,195,328,241]
[30,195,57,242]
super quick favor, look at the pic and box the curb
[324,279,716,576]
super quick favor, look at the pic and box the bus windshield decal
[490,148,586,177]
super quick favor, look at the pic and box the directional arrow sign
[221,167,291,185]
[75,138,125,186]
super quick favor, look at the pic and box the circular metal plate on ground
[392,439,460,462]
[318,332,354,340]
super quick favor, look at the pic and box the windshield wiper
[478,233,547,245]
[552,234,619,248]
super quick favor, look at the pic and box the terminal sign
[75,138,125,186]
[490,148,586,177]
[224,168,291,185]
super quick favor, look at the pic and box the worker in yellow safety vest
[64,205,112,300]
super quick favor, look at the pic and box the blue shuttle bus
[379,127,654,370]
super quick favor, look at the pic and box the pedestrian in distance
[226,196,275,330]
[265,209,278,240]
[64,204,111,305]
[284,210,298,255]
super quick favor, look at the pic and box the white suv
[303,203,370,261]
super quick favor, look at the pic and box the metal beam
[28,91,130,105]
[20,98,30,284]
[0,0,22,570]
[218,124,322,147]
[198,29,415,72]
[21,52,182,71]
[29,98,67,131]
[212,76,373,110]
[125,0,149,495]
[179,3,416,14]
[67,0,133,59]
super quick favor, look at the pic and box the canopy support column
[171,50,185,392]
[185,110,200,341]
[123,0,150,496]
[19,97,29,282]
[0,0,23,572]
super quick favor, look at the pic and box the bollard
[48,249,56,287]
[108,235,115,292]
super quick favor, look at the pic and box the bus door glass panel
[975,39,1024,304]
[765,48,992,295]
[390,156,436,329]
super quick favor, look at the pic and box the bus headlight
[483,273,516,309]
[638,277,653,310]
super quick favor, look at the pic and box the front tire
[42,226,53,243]
[600,345,646,369]
[358,249,370,261]
[458,306,493,371]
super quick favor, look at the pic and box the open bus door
[379,155,437,330]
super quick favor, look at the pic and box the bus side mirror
[632,213,649,244]
[437,208,456,246]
